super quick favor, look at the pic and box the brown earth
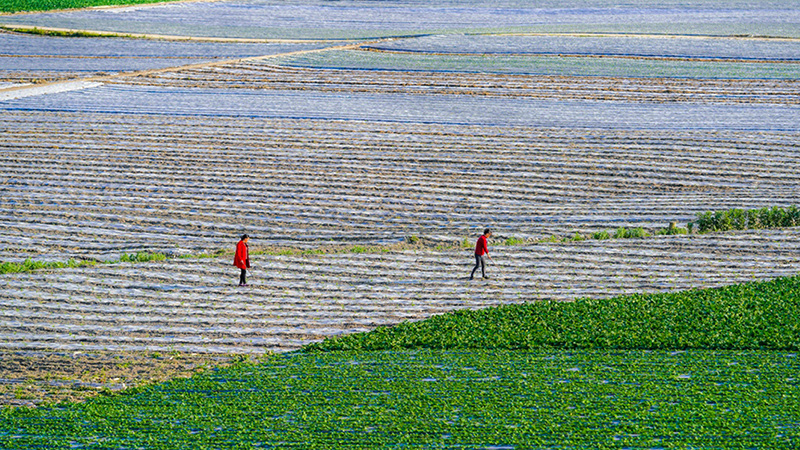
[0,349,258,407]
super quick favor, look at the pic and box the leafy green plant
[569,232,585,242]
[695,206,799,233]
[657,222,689,235]
[591,230,610,240]
[537,235,561,244]
[612,227,628,239]
[503,236,526,246]
[119,251,167,263]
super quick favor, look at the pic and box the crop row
[2,110,799,262]
[274,48,800,80]
[365,34,800,61]
[120,59,800,105]
[1,229,798,354]
[695,205,800,233]
[0,251,167,274]
[307,274,800,352]
[2,349,797,448]
[0,31,331,84]
[1,0,797,40]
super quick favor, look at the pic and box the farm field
[3,0,800,40]
[0,0,179,14]
[2,348,799,449]
[2,273,800,445]
[0,31,329,85]
[1,0,800,445]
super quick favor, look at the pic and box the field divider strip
[0,36,394,99]
[0,0,222,16]
[0,24,351,43]
[470,31,800,42]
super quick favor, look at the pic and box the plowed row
[2,229,799,354]
[118,61,800,105]
[2,111,799,262]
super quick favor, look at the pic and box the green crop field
[2,276,799,448]
[1,349,798,449]
[307,275,800,352]
[0,0,177,14]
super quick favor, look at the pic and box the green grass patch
[306,274,800,352]
[0,26,132,38]
[119,251,166,263]
[1,349,797,448]
[0,0,178,14]
[0,252,167,274]
[0,258,96,274]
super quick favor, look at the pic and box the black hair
[483,228,491,235]
[241,234,249,240]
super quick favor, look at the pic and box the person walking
[234,234,251,286]
[470,228,493,280]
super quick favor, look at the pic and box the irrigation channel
[1,0,800,406]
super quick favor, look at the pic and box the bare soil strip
[0,349,243,407]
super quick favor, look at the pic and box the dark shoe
[483,275,490,279]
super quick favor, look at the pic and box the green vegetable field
[0,0,176,13]
[307,275,800,352]
[1,350,798,449]
[2,276,799,448]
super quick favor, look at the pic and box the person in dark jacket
[470,228,493,280]
[234,234,251,286]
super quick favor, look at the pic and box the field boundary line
[0,24,354,43]
[0,39,389,99]
[360,46,800,65]
[0,0,221,16]
[476,31,800,42]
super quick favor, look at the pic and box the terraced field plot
[2,230,799,357]
[0,30,330,85]
[3,0,799,39]
[1,0,800,412]
[2,109,799,262]
[2,349,799,449]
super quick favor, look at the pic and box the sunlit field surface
[2,349,799,449]
[1,1,799,446]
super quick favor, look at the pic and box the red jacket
[475,235,489,256]
[234,240,250,269]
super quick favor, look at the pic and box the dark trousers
[239,269,247,285]
[471,254,486,279]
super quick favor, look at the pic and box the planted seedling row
[1,229,798,353]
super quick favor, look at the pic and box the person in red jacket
[234,234,251,286]
[470,228,493,280]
